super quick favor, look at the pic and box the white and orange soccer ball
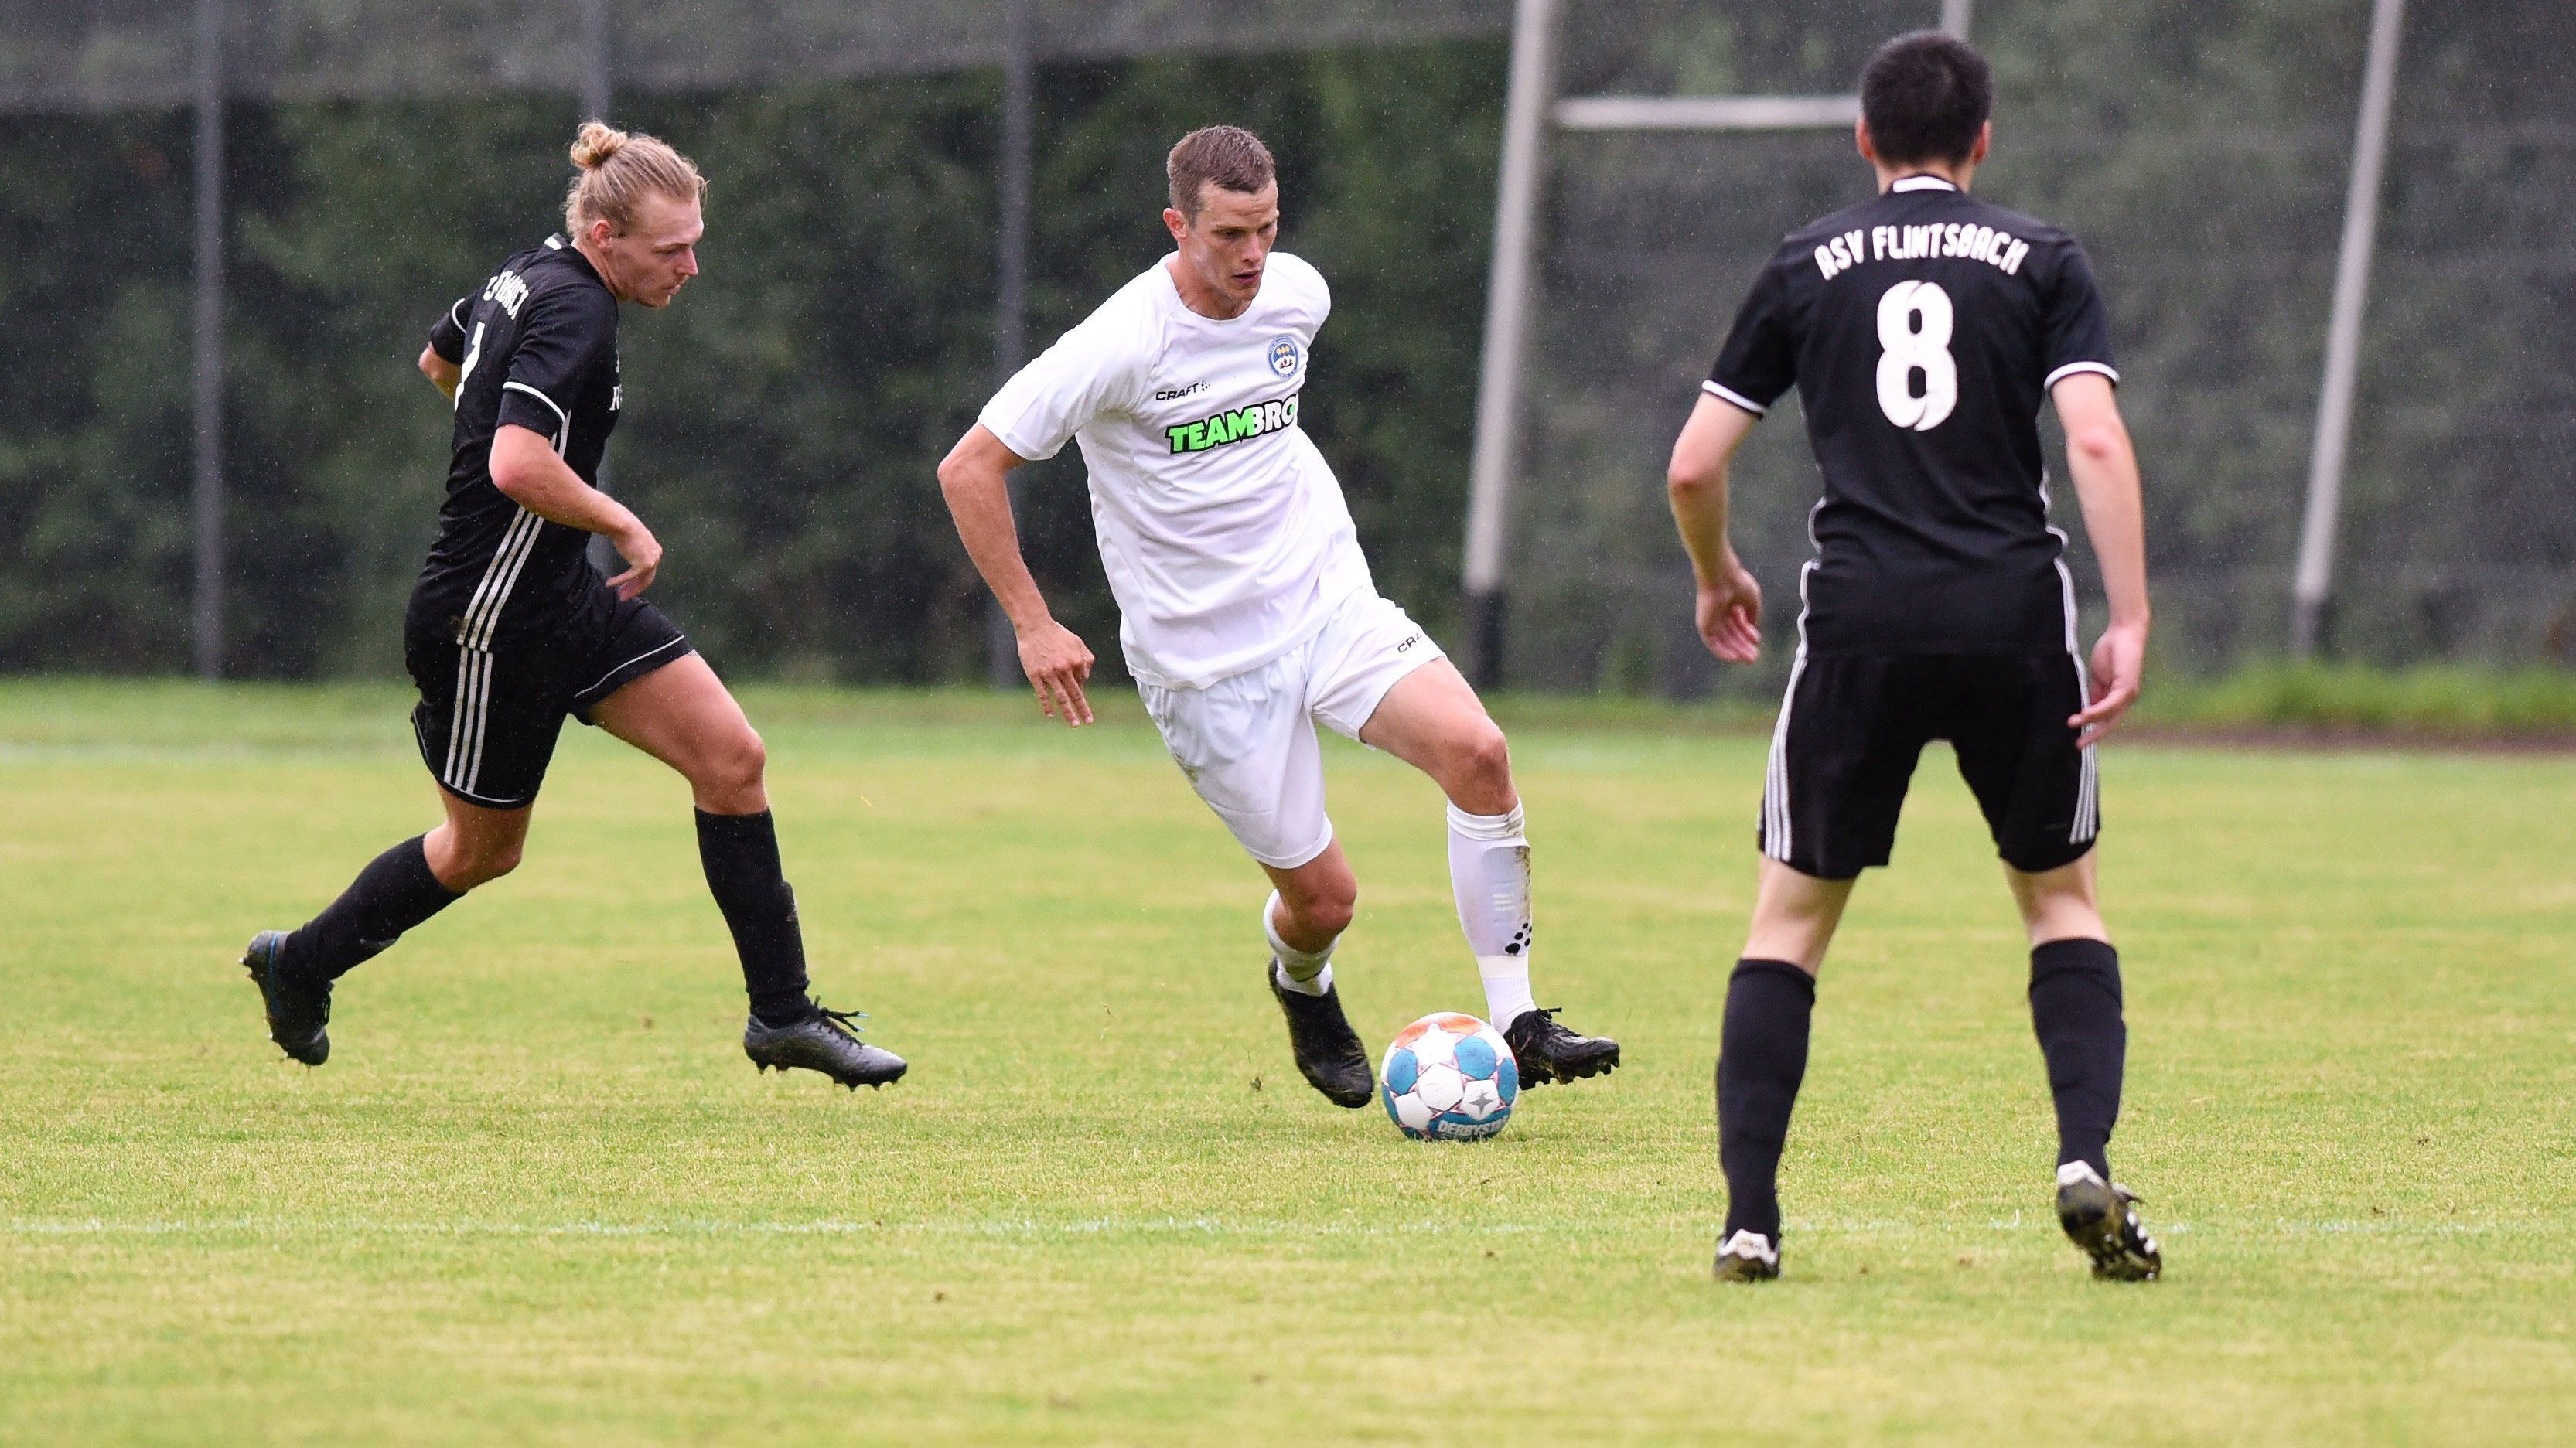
[1380,1012,1519,1141]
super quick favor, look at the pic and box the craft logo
[1268,335,1301,377]
[1165,393,1299,455]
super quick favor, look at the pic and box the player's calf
[239,834,465,1065]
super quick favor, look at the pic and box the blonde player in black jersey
[239,124,902,1090]
[1667,32,2161,1282]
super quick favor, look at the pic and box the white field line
[2,1216,2558,1242]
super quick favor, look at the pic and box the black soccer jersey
[416,235,623,646]
[1707,175,2117,656]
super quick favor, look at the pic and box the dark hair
[1166,125,1276,218]
[1860,31,1992,167]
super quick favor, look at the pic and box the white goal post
[1459,0,2397,681]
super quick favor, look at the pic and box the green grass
[2,680,2571,1446]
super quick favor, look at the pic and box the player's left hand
[2071,622,2146,748]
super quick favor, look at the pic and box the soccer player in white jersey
[938,126,1618,1106]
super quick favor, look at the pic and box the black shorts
[405,591,693,810]
[1758,652,2099,880]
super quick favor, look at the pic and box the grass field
[3,680,2571,1446]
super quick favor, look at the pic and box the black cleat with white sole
[1712,1228,1781,1283]
[241,929,331,1066]
[744,1002,906,1089]
[1266,962,1373,1108]
[2056,1161,2162,1281]
[1503,1007,1620,1088]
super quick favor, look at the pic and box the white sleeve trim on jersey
[2044,361,2121,390]
[501,380,571,455]
[449,298,470,330]
[1702,380,1769,417]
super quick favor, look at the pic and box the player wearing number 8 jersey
[1667,32,2161,1283]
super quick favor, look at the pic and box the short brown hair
[564,120,707,234]
[1165,125,1275,218]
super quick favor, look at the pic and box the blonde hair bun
[570,120,628,172]
[562,121,705,233]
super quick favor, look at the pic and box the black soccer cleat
[1712,1229,1782,1283]
[241,929,331,1066]
[743,1002,907,1089]
[1503,1007,1619,1089]
[1265,961,1373,1108]
[2056,1162,2162,1281]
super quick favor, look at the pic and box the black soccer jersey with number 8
[1707,175,2117,657]
[415,235,623,649]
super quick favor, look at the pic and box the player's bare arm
[1666,392,1766,663]
[419,346,461,400]
[486,423,661,599]
[936,424,1096,727]
[2053,372,2151,748]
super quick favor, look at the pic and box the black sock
[1717,959,1816,1241]
[2028,938,2126,1180]
[279,836,462,985]
[695,809,815,1027]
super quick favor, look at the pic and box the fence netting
[5,1,2570,686]
[6,1,1509,110]
[1512,0,2576,694]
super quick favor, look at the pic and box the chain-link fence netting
[1513,0,2576,693]
[7,1,1509,109]
[6,2,2569,686]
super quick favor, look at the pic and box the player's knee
[1285,876,1357,939]
[453,838,523,888]
[696,727,766,799]
[1303,891,1356,940]
[1451,724,1514,806]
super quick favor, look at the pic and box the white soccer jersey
[978,251,1373,690]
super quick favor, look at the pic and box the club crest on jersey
[1267,336,1301,377]
[1166,393,1299,455]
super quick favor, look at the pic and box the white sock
[1264,890,1336,997]
[1448,802,1537,1028]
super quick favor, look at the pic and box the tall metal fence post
[2291,0,2406,659]
[1939,0,1974,38]
[1460,0,1560,690]
[191,0,227,680]
[984,0,1036,687]
[581,0,622,579]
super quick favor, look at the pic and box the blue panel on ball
[1454,1035,1499,1081]
[1496,1055,1519,1102]
[1384,1046,1420,1095]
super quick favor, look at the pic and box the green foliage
[0,45,1503,681]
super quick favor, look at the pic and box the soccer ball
[1380,1012,1518,1141]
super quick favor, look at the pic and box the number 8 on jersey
[1875,280,1956,431]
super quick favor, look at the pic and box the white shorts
[1138,592,1446,870]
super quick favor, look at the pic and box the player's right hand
[1018,618,1095,727]
[1694,559,1763,664]
[606,522,662,599]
